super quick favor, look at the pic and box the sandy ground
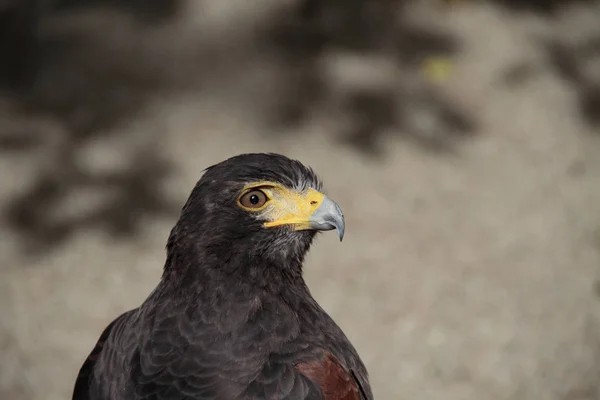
[2,1,600,399]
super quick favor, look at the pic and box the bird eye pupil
[240,190,267,209]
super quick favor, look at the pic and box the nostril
[310,201,318,205]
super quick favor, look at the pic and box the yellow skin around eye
[237,181,325,231]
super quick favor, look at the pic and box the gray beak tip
[308,195,345,241]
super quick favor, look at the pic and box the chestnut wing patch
[295,352,363,400]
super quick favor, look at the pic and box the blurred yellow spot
[422,57,453,83]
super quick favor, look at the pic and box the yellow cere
[237,181,325,231]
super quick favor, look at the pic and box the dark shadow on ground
[486,0,597,14]
[544,38,600,128]
[0,0,477,254]
[51,0,181,21]
[0,1,183,254]
[0,0,40,90]
[0,0,180,91]
[3,151,178,255]
[491,0,600,129]
[499,35,600,130]
[259,0,475,155]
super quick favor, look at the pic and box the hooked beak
[261,187,345,242]
[306,195,345,241]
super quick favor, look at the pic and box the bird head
[167,153,344,269]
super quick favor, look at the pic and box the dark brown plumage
[73,153,373,400]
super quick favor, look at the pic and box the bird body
[73,153,373,400]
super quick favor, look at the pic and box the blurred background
[1,0,600,399]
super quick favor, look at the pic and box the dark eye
[239,190,268,209]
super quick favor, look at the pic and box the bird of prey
[73,153,373,400]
